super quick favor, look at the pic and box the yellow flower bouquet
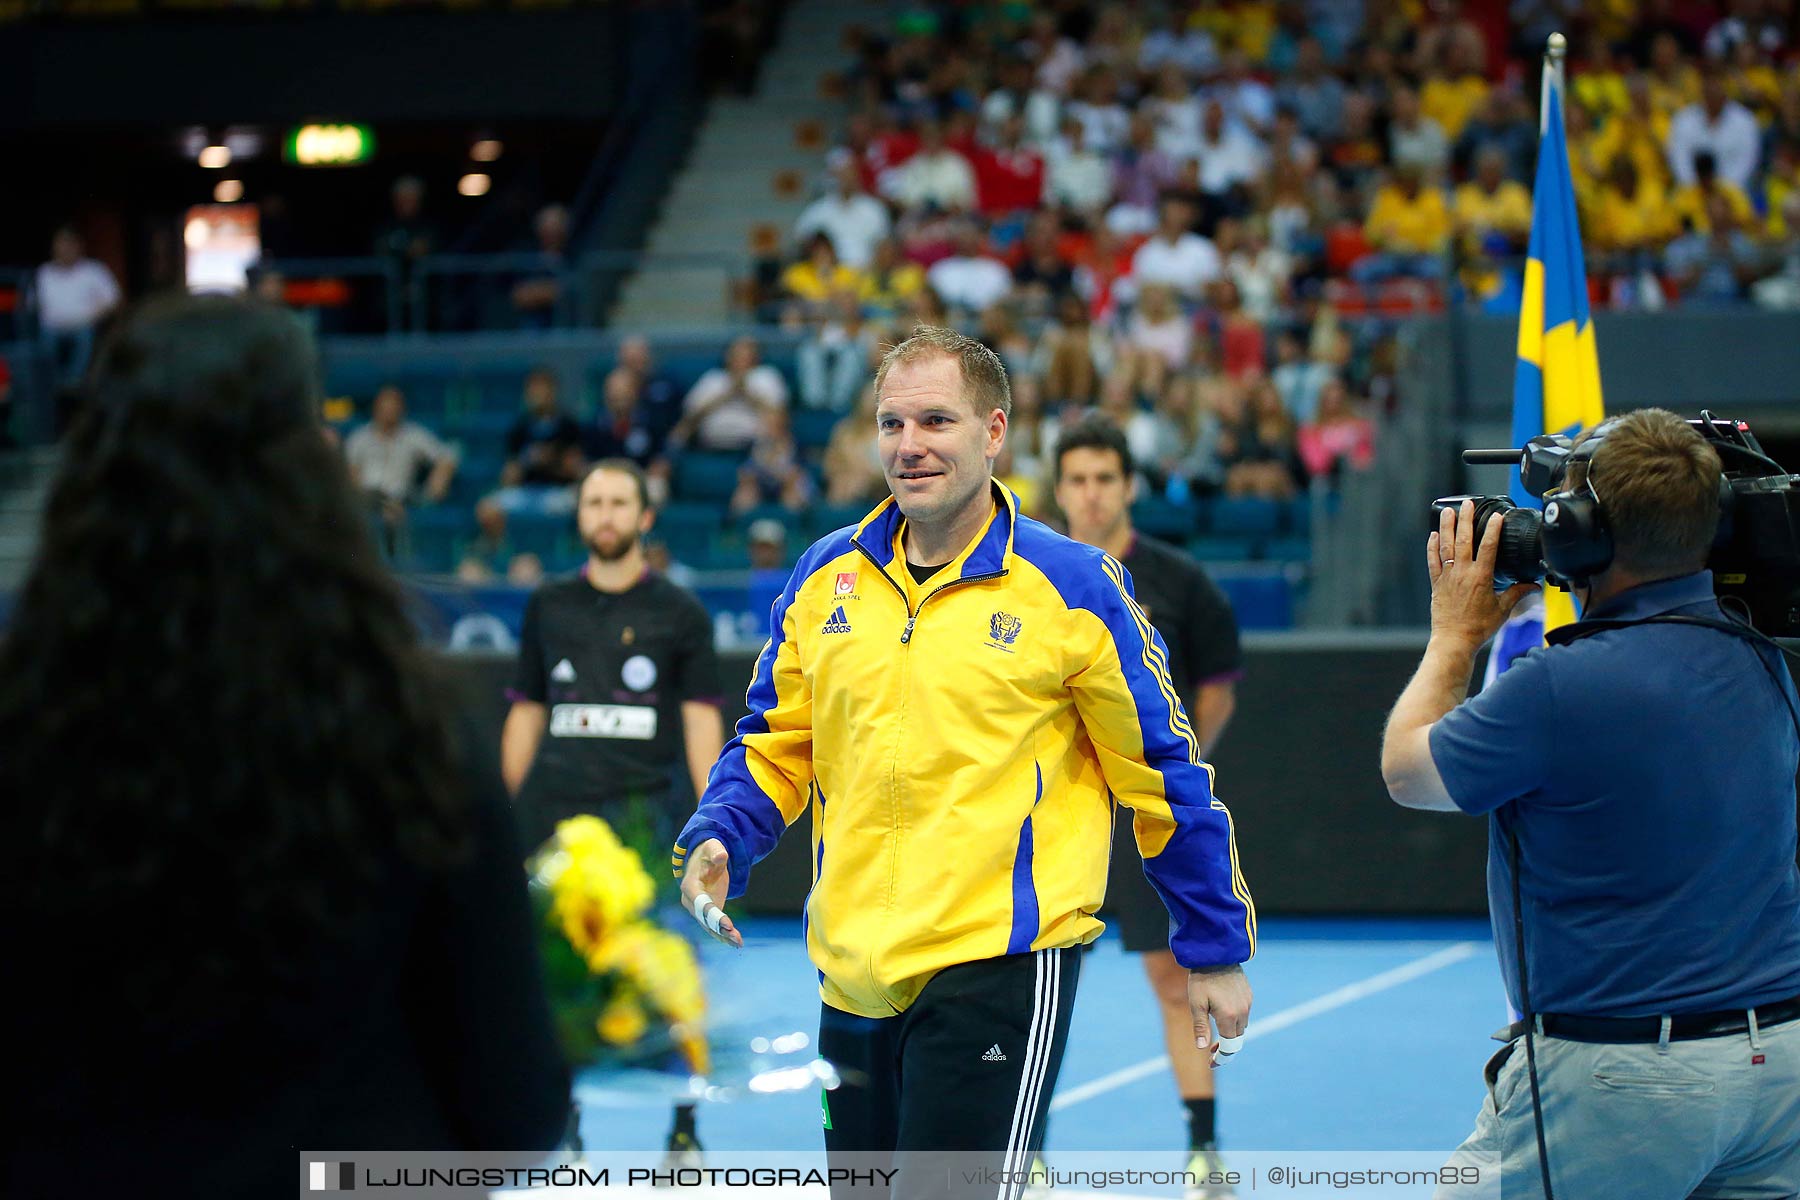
[527,815,709,1073]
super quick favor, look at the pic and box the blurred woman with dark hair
[2,294,570,1196]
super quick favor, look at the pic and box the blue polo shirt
[1430,571,1800,1017]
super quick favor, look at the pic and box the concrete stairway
[610,0,868,327]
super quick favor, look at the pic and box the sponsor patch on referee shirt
[549,704,657,740]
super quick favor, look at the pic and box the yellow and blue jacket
[675,483,1255,1018]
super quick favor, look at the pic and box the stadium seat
[405,507,470,575]
[647,346,799,404]
[1188,535,1261,563]
[442,410,518,456]
[408,504,468,532]
[761,351,801,385]
[1130,498,1199,541]
[321,362,390,406]
[452,454,505,501]
[1374,278,1445,315]
[1264,536,1312,563]
[1324,223,1372,275]
[393,372,456,418]
[791,407,840,451]
[734,503,798,537]
[655,501,724,544]
[541,541,586,574]
[468,369,533,414]
[406,531,461,575]
[697,536,752,572]
[1209,496,1283,537]
[673,452,745,503]
[657,353,719,398]
[1217,571,1295,629]
[583,366,611,413]
[1283,496,1313,535]
[1322,279,1373,316]
[655,503,723,564]
[507,512,573,563]
[806,502,870,537]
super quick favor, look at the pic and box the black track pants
[817,945,1082,1200]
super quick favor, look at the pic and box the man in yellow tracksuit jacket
[676,327,1254,1199]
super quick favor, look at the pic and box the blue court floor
[575,916,1503,1157]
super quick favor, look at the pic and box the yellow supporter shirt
[1766,170,1799,237]
[781,261,864,303]
[1364,184,1452,254]
[1669,181,1756,234]
[1731,65,1782,122]
[1421,74,1490,141]
[1454,179,1533,239]
[1588,0,1638,42]
[1573,70,1630,122]
[1586,116,1670,188]
[1589,181,1679,250]
[1194,0,1276,60]
[1569,127,1608,213]
[1647,67,1701,120]
[858,262,925,312]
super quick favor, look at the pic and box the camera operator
[1379,408,1800,1198]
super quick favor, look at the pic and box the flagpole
[1541,31,1566,135]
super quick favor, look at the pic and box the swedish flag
[1511,79,1604,504]
[1513,60,1604,628]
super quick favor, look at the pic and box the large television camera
[1433,413,1800,637]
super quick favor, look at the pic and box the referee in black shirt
[1050,419,1243,1197]
[501,458,726,1163]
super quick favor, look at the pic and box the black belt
[1498,992,1800,1045]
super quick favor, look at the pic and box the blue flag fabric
[1510,82,1605,508]
[1511,77,1605,632]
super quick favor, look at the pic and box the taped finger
[1211,1033,1245,1065]
[692,891,726,936]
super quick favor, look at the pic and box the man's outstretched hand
[1189,964,1252,1066]
[679,837,744,948]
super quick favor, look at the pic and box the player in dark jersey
[501,458,726,1165]
[1051,419,1243,1199]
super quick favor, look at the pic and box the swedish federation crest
[989,612,1023,645]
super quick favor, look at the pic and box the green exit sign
[285,124,375,166]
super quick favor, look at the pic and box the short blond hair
[872,325,1012,418]
[1587,408,1721,577]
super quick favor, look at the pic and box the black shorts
[1101,804,1175,954]
[818,946,1082,1199]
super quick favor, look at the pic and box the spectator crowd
[33,1,1800,586]
[712,0,1800,528]
[771,0,1800,320]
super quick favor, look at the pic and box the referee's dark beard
[584,528,639,562]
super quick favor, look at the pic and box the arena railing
[1302,316,1457,629]
[263,248,752,334]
